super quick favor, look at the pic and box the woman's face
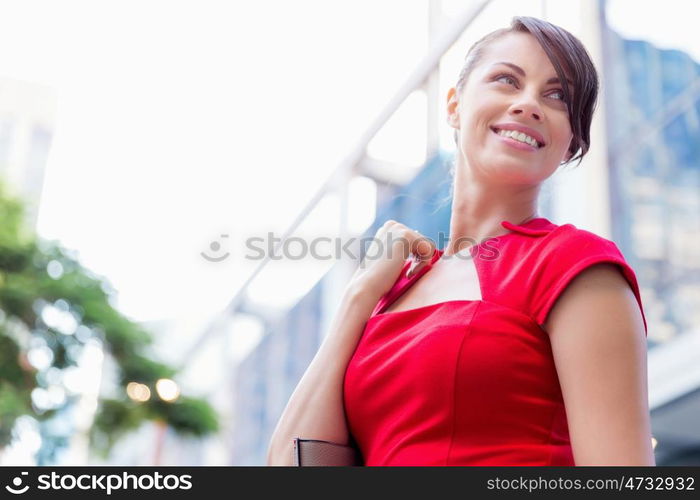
[447,32,574,184]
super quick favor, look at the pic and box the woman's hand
[347,219,436,303]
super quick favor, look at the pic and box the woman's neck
[443,166,540,257]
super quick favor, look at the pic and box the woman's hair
[451,16,599,167]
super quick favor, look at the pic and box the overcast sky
[0,0,696,325]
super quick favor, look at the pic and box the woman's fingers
[412,237,435,260]
[404,230,436,278]
[348,219,436,299]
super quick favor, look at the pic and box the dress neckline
[371,217,553,319]
[439,216,551,259]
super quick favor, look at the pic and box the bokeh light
[155,379,180,402]
[126,382,151,403]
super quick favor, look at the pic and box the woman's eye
[496,75,517,86]
[494,74,567,102]
[548,90,565,100]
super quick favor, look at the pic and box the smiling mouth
[490,127,543,149]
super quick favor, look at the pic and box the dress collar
[428,217,556,263]
[499,217,555,236]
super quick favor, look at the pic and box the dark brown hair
[453,16,599,166]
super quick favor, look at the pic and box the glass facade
[604,25,700,347]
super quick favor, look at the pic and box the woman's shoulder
[481,217,627,306]
[514,217,623,256]
[485,216,629,282]
[555,223,624,261]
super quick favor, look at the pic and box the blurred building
[604,27,700,345]
[0,76,56,229]
[603,18,700,465]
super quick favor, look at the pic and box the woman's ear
[446,87,460,129]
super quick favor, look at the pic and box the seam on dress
[446,300,483,465]
[545,401,562,466]
[547,403,559,466]
[477,298,550,344]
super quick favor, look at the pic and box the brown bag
[292,437,363,466]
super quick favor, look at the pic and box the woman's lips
[492,128,539,152]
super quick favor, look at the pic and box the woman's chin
[481,159,548,184]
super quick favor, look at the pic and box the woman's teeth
[496,129,540,148]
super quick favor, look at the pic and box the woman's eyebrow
[490,61,573,88]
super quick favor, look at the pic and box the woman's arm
[543,263,656,466]
[266,284,377,465]
[266,220,435,465]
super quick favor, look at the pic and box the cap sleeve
[529,229,648,337]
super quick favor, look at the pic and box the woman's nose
[511,107,541,121]
[508,97,543,121]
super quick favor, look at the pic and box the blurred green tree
[0,180,218,462]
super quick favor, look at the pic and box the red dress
[343,217,648,466]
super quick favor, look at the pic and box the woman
[267,16,655,466]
